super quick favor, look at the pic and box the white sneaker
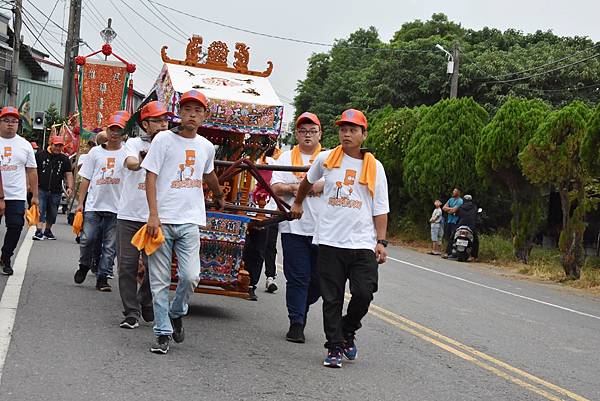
[265,277,278,293]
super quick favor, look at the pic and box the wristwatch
[377,239,388,247]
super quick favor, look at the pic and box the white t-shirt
[77,153,88,168]
[306,151,389,250]
[271,150,325,236]
[78,145,127,213]
[141,130,215,226]
[117,137,151,222]
[0,135,37,200]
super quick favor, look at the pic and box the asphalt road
[0,217,599,401]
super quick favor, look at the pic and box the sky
[17,0,600,123]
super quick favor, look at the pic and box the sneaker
[343,337,358,360]
[141,306,154,323]
[43,230,56,240]
[247,287,258,301]
[73,265,89,284]
[119,316,139,329]
[265,277,278,293]
[171,317,185,343]
[323,347,343,368]
[285,323,305,343]
[107,274,114,279]
[96,276,112,292]
[32,230,44,241]
[1,259,13,276]
[150,335,170,354]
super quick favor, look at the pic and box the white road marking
[389,256,600,321]
[0,227,35,385]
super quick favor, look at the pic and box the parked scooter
[451,208,483,262]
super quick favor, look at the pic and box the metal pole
[8,0,22,106]
[60,0,82,117]
[450,42,460,99]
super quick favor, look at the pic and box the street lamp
[435,44,454,74]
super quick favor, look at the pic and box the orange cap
[50,135,65,145]
[296,112,321,129]
[106,110,131,129]
[335,109,368,130]
[179,90,208,108]
[0,106,20,119]
[139,101,173,122]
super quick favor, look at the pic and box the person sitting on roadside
[428,199,443,255]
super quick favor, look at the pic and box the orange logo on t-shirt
[330,169,362,209]
[97,157,120,185]
[0,146,16,171]
[172,149,202,189]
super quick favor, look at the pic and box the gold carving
[160,36,274,77]
[233,43,250,72]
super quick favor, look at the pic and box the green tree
[476,97,549,263]
[581,104,600,177]
[403,98,488,219]
[520,101,592,279]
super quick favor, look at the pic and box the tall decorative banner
[80,59,128,131]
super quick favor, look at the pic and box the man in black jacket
[33,135,74,240]
[455,194,479,260]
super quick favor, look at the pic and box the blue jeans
[38,188,62,225]
[281,233,320,325]
[148,223,200,336]
[79,211,117,277]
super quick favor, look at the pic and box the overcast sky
[20,0,600,122]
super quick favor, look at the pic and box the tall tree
[403,98,488,218]
[476,97,549,263]
[520,101,592,279]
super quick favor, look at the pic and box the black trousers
[243,225,279,288]
[264,224,278,278]
[317,245,378,348]
[445,222,458,255]
[1,200,26,263]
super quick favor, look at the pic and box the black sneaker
[43,230,56,240]
[247,287,258,301]
[171,317,185,343]
[285,323,305,343]
[343,336,358,360]
[324,347,343,368]
[141,306,154,323]
[119,316,139,329]
[74,265,89,284]
[32,230,44,241]
[1,259,13,276]
[150,335,170,354]
[96,276,112,292]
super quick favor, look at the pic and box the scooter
[451,208,483,262]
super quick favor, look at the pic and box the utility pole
[60,0,82,117]
[450,42,460,99]
[8,0,22,106]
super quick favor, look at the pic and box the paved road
[0,217,599,401]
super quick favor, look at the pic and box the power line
[119,0,186,45]
[147,0,188,39]
[148,0,432,53]
[516,82,600,93]
[482,53,600,85]
[25,0,68,34]
[31,0,60,48]
[20,12,63,64]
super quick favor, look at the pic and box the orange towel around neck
[131,224,165,256]
[323,145,377,197]
[291,144,322,177]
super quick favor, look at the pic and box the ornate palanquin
[148,36,307,299]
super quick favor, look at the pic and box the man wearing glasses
[116,101,172,330]
[271,112,325,343]
[33,135,74,241]
[0,106,38,276]
[73,110,129,292]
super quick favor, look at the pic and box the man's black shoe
[1,260,13,276]
[141,306,154,323]
[96,276,111,292]
[150,335,170,354]
[247,287,258,301]
[286,323,305,343]
[171,317,185,343]
[119,317,139,329]
[74,265,89,284]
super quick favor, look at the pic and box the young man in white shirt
[73,111,129,291]
[142,90,224,354]
[0,106,38,275]
[117,102,172,329]
[290,109,389,368]
[271,112,324,343]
